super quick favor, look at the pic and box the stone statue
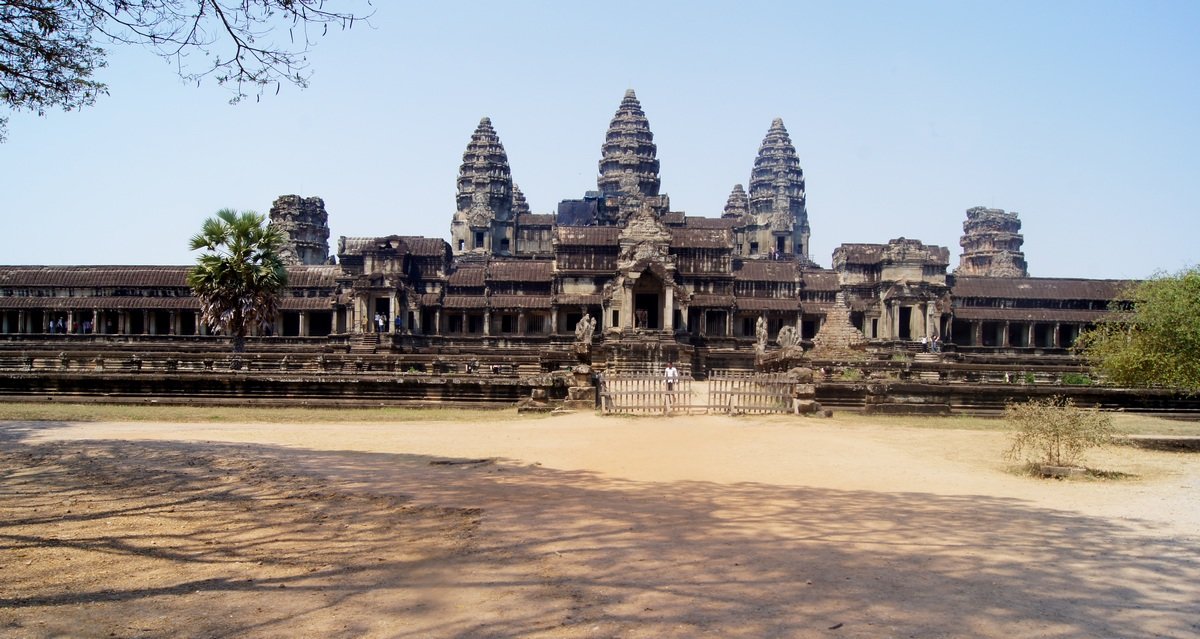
[777,325,802,349]
[575,313,596,345]
[755,316,768,352]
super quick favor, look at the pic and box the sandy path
[3,414,1199,638]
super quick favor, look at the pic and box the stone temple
[0,90,1129,376]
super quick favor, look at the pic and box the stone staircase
[912,352,942,382]
[349,333,380,354]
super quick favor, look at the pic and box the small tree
[1077,266,1200,393]
[1004,396,1114,468]
[188,209,287,352]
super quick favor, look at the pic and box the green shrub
[1004,396,1114,468]
[840,368,863,381]
[1061,372,1093,386]
[1024,372,1036,384]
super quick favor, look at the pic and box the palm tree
[187,209,288,353]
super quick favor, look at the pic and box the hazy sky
[2,1,1197,279]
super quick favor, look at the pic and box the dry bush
[1004,396,1115,468]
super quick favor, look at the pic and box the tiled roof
[489,295,551,309]
[736,297,800,311]
[0,296,198,310]
[556,227,620,246]
[683,217,738,229]
[689,294,735,307]
[557,294,602,306]
[950,277,1132,301]
[0,266,190,288]
[488,260,553,282]
[517,214,555,226]
[285,266,340,287]
[671,228,730,249]
[448,266,486,287]
[419,293,442,306]
[952,307,1112,322]
[401,237,449,257]
[734,261,797,281]
[801,271,839,290]
[442,295,488,309]
[338,236,447,257]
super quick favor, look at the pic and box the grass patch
[0,401,544,424]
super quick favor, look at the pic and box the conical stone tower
[598,90,661,200]
[269,195,330,266]
[511,184,531,217]
[451,117,515,255]
[723,184,749,219]
[745,118,810,260]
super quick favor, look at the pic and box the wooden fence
[601,371,795,415]
[600,373,695,415]
[708,370,793,414]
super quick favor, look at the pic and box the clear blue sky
[2,0,1197,279]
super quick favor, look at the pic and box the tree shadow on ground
[0,421,1197,639]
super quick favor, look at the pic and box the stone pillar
[1027,323,1036,348]
[1053,323,1061,348]
[390,293,398,333]
[623,285,634,329]
[299,312,308,337]
[663,287,674,331]
[518,311,526,336]
[550,308,558,334]
[143,310,151,335]
[461,312,467,334]
[725,310,733,337]
[434,309,441,335]
[972,321,983,346]
[891,304,901,340]
[18,310,26,333]
[195,312,204,336]
[483,310,491,336]
[1001,321,1011,347]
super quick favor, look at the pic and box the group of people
[372,312,403,333]
[47,317,95,334]
[920,334,943,353]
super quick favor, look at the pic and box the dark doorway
[898,306,912,340]
[634,293,659,329]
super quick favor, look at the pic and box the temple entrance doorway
[634,294,659,329]
[897,306,912,340]
[632,272,663,330]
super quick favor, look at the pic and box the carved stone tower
[451,117,515,256]
[955,206,1028,277]
[511,184,531,217]
[723,184,749,219]
[598,90,662,213]
[743,118,810,260]
[269,195,330,265]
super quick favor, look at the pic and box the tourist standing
[664,361,679,391]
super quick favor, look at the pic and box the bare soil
[1,413,1198,638]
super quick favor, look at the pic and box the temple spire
[451,117,515,255]
[597,89,660,199]
[723,184,749,219]
[746,117,810,259]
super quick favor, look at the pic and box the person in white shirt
[664,362,680,391]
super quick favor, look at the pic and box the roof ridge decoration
[597,89,661,200]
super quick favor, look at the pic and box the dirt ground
[1,413,1198,638]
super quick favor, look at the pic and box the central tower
[598,90,661,196]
